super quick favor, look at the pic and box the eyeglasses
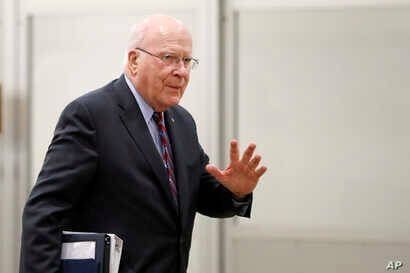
[135,47,199,70]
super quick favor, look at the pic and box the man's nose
[172,61,189,77]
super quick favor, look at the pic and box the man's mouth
[167,85,182,90]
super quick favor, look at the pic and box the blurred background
[2,0,410,272]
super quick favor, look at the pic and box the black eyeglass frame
[135,47,199,70]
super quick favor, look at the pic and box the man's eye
[162,54,173,61]
[183,57,192,64]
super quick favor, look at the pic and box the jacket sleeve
[19,99,98,273]
[196,145,253,219]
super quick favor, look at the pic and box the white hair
[122,15,187,70]
[122,19,149,68]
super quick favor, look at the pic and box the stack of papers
[61,231,123,273]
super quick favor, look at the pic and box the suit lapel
[111,75,178,214]
[165,109,190,227]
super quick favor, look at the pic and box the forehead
[142,23,192,53]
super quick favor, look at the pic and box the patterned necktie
[152,112,178,203]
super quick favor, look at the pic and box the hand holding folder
[61,231,123,273]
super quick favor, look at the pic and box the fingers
[248,154,261,170]
[230,139,240,163]
[241,143,256,164]
[229,139,267,179]
[255,166,267,178]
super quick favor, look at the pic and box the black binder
[61,232,111,273]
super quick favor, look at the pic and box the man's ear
[128,50,139,75]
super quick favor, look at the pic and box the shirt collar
[124,74,155,124]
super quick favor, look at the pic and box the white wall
[0,0,4,270]
[233,0,410,8]
[233,236,410,273]
[25,0,198,13]
[224,1,410,272]
[1,0,29,272]
[237,7,410,236]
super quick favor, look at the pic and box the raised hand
[205,139,267,198]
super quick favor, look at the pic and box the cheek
[149,74,165,92]
[154,78,164,90]
[184,73,190,83]
[181,78,189,93]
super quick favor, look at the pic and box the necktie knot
[153,112,167,133]
[152,112,163,125]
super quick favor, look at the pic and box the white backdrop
[225,4,410,273]
[0,9,3,271]
[236,7,410,236]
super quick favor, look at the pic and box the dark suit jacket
[20,75,251,273]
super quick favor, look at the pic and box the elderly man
[20,15,266,273]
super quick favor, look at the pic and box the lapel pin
[171,118,175,123]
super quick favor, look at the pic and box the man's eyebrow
[159,50,192,56]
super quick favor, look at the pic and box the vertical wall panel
[235,7,410,235]
[226,5,410,273]
[1,0,28,272]
[0,1,4,269]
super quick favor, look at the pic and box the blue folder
[61,259,98,273]
[61,232,111,273]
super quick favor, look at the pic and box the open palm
[206,140,267,198]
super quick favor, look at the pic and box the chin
[159,98,180,111]
[169,98,181,107]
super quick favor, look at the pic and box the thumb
[205,164,224,180]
